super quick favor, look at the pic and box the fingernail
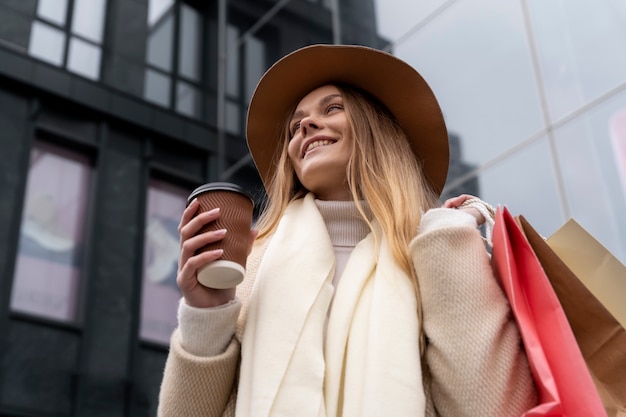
[206,207,220,215]
[211,249,224,256]
[214,228,227,236]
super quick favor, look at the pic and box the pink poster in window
[140,180,187,344]
[610,109,626,200]
[10,144,90,322]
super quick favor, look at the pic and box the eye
[326,103,343,113]
[290,122,301,137]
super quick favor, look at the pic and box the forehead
[295,84,342,108]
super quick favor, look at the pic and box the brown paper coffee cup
[187,182,254,289]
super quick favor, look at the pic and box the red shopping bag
[491,207,606,417]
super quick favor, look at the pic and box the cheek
[287,140,300,165]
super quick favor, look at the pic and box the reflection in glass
[140,179,187,344]
[477,136,563,235]
[179,4,201,81]
[245,36,266,103]
[553,98,626,264]
[146,9,174,72]
[395,0,544,166]
[28,21,65,66]
[610,109,626,202]
[144,68,171,107]
[71,0,106,43]
[36,0,68,26]
[11,143,91,322]
[147,0,174,27]
[526,0,626,122]
[226,100,241,135]
[226,24,240,97]
[67,37,101,80]
[176,81,200,117]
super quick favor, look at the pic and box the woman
[158,44,537,417]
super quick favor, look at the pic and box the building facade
[0,0,384,416]
[0,0,624,416]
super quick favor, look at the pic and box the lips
[302,137,337,157]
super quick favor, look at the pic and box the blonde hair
[254,84,441,352]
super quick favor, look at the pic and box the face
[287,85,353,201]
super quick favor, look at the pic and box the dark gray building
[0,0,390,416]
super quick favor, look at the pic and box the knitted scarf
[236,193,425,416]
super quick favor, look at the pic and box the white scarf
[236,194,425,417]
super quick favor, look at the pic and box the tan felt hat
[246,44,449,196]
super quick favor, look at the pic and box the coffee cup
[187,182,254,289]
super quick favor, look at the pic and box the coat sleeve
[156,237,269,417]
[157,329,239,417]
[411,208,537,417]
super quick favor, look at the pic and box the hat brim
[246,44,449,196]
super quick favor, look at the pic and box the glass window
[526,0,626,122]
[393,0,545,173]
[244,36,266,103]
[148,0,174,27]
[71,0,106,43]
[176,80,200,118]
[140,179,188,344]
[225,24,240,97]
[179,4,201,81]
[11,142,92,322]
[374,0,445,44]
[474,135,564,235]
[144,68,171,107]
[36,0,68,26]
[28,20,65,66]
[146,10,174,72]
[67,37,101,80]
[552,93,626,264]
[0,6,32,50]
[225,100,241,135]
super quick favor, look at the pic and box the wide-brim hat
[246,44,449,196]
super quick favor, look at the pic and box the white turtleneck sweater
[178,199,371,357]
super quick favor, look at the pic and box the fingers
[443,194,475,209]
[177,248,224,292]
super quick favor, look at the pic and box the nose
[300,115,321,136]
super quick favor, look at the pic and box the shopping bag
[491,207,606,417]
[519,217,626,416]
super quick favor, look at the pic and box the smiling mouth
[304,139,335,157]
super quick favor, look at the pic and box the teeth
[305,140,333,154]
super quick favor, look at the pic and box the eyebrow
[291,93,343,122]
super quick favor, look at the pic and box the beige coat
[157,208,537,416]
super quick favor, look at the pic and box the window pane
[11,143,91,322]
[71,0,106,43]
[225,24,240,97]
[146,9,173,72]
[553,94,626,264]
[244,36,266,103]
[526,0,626,122]
[178,4,201,81]
[67,37,101,80]
[0,6,32,50]
[176,80,200,118]
[144,68,171,107]
[36,0,68,26]
[147,0,174,27]
[140,179,187,344]
[225,100,241,135]
[394,0,545,171]
[28,20,66,66]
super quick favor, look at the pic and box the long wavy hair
[254,84,441,352]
